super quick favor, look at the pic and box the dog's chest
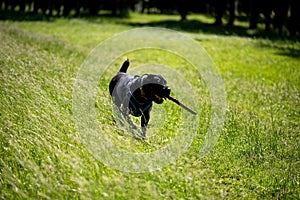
[128,94,152,117]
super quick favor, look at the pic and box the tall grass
[0,14,299,199]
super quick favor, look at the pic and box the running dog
[109,59,171,138]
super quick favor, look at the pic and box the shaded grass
[0,14,299,199]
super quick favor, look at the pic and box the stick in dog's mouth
[166,96,197,115]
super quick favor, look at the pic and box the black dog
[109,59,171,138]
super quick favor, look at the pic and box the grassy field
[0,13,299,199]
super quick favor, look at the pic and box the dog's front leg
[141,110,150,138]
[122,107,138,131]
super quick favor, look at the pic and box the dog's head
[139,74,171,104]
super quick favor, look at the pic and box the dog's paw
[130,129,145,140]
[137,133,147,140]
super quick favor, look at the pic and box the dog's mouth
[154,95,165,104]
[153,86,171,104]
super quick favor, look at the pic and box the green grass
[0,13,299,199]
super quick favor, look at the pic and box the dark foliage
[1,0,299,38]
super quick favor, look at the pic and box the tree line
[1,0,299,37]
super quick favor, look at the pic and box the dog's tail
[119,59,130,73]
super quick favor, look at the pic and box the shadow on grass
[0,11,269,38]
[1,10,299,58]
[126,19,250,36]
[0,10,55,21]
[276,49,300,59]
[124,19,293,39]
[121,19,300,59]
[255,40,300,59]
[0,10,130,22]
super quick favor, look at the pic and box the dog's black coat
[109,60,171,138]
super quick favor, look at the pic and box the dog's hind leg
[121,107,139,131]
[141,110,150,138]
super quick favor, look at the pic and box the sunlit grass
[0,13,299,199]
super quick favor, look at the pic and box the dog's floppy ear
[140,74,148,87]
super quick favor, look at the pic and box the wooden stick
[167,96,197,115]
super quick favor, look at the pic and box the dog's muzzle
[154,86,171,104]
